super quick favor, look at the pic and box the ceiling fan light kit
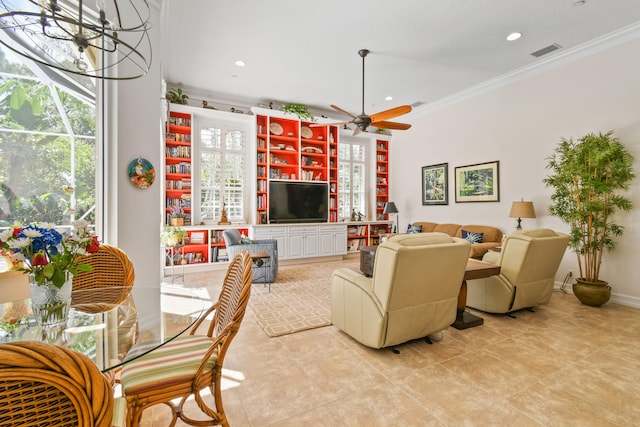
[325,48,412,134]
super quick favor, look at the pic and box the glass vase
[28,274,72,329]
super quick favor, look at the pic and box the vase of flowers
[0,220,100,328]
[161,225,187,248]
[169,206,185,226]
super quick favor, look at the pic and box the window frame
[337,136,369,221]
[194,117,251,225]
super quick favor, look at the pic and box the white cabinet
[252,224,346,260]
[287,225,319,259]
[319,225,347,256]
[252,226,288,259]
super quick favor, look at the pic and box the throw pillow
[407,224,422,234]
[241,235,252,244]
[462,230,484,244]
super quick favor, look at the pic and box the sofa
[331,232,471,349]
[466,228,569,314]
[411,222,503,259]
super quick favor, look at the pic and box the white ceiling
[163,0,640,121]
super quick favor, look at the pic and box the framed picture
[422,163,448,205]
[454,161,500,203]
[189,231,206,244]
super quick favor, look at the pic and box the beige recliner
[331,233,471,349]
[466,228,569,314]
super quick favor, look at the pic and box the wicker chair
[0,341,125,427]
[120,251,253,427]
[72,244,138,362]
[71,244,136,312]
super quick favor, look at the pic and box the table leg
[451,280,484,330]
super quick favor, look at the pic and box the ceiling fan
[317,49,412,134]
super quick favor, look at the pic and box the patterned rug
[248,258,359,337]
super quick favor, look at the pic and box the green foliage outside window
[0,47,96,227]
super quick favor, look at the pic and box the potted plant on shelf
[282,103,315,121]
[544,131,635,306]
[167,87,189,105]
[169,206,185,226]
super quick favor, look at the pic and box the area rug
[248,258,359,337]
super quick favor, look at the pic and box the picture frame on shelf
[189,231,205,244]
[422,163,448,205]
[454,161,500,203]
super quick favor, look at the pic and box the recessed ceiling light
[234,60,246,67]
[506,32,522,41]
[385,96,393,101]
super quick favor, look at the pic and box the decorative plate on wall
[128,157,155,188]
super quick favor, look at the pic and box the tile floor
[141,260,640,426]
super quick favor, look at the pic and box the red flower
[31,252,49,266]
[12,228,22,238]
[86,236,100,253]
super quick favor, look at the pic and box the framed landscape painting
[422,163,448,205]
[454,161,500,203]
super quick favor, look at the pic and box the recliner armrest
[332,268,383,313]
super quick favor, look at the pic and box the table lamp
[509,200,536,230]
[383,201,399,233]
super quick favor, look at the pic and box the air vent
[530,43,562,58]
[410,101,426,108]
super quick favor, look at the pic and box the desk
[452,259,501,330]
[0,285,205,372]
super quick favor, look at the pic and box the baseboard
[554,281,640,308]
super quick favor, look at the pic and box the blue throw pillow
[462,230,483,244]
[407,224,422,234]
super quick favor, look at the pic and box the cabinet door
[319,232,333,256]
[302,232,319,258]
[333,230,347,254]
[253,226,287,259]
[288,233,304,258]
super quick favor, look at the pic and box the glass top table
[0,285,207,372]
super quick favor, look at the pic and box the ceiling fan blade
[369,105,412,123]
[371,120,412,130]
[330,104,358,119]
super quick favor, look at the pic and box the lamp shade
[382,202,398,215]
[509,201,536,219]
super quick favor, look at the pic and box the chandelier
[0,0,152,80]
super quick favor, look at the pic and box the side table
[163,244,184,283]
[360,246,378,277]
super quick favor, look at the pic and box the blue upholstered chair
[223,229,278,284]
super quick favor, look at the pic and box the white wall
[392,36,640,305]
[111,5,163,286]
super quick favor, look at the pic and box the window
[199,123,246,223]
[0,44,96,230]
[338,138,367,220]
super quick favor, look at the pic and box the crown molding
[410,21,640,118]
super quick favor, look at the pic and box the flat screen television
[269,181,329,224]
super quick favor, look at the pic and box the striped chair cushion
[120,335,216,394]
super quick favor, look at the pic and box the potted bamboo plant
[544,131,635,306]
